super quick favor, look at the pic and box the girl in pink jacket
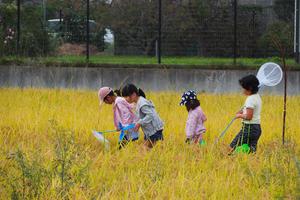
[180,90,207,145]
[98,87,139,148]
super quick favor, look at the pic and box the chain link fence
[0,0,295,64]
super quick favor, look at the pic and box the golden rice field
[0,88,300,199]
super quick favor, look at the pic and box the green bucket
[235,144,250,154]
[199,140,206,146]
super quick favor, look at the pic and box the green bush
[0,1,17,56]
[258,21,293,57]
[0,2,55,56]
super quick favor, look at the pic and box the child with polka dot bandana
[180,90,207,145]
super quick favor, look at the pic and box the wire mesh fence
[0,0,295,64]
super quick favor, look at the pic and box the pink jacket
[186,106,207,138]
[113,97,137,130]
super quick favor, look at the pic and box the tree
[0,1,55,56]
[107,0,157,55]
[257,0,294,57]
[259,21,293,57]
[46,0,107,50]
[274,0,294,23]
[0,0,17,56]
[107,0,232,56]
[182,0,232,56]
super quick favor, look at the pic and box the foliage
[258,21,293,57]
[0,0,295,57]
[274,0,294,23]
[0,1,17,56]
[0,2,55,56]
[47,0,106,50]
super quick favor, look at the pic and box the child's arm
[201,111,207,122]
[114,101,134,130]
[135,105,154,131]
[237,96,256,120]
[236,108,254,120]
[114,105,122,131]
[118,101,134,125]
[236,109,243,114]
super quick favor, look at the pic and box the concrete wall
[240,0,274,6]
[0,65,299,95]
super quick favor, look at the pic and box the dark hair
[114,89,121,96]
[185,99,200,111]
[121,84,146,98]
[105,89,122,98]
[239,75,259,94]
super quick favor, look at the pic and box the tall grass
[0,88,299,199]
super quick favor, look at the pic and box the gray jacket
[136,96,164,138]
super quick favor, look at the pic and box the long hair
[114,89,121,96]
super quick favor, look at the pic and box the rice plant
[0,88,299,199]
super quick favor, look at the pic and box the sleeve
[185,111,198,138]
[201,110,207,122]
[116,101,134,125]
[245,96,256,109]
[137,105,154,125]
[128,103,135,110]
[113,106,122,130]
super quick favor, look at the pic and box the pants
[143,130,164,148]
[230,124,261,153]
[144,129,164,143]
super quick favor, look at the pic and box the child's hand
[236,110,243,114]
[235,113,244,119]
[134,123,141,132]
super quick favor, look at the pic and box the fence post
[86,0,90,62]
[59,9,62,34]
[295,0,300,63]
[157,0,162,64]
[17,0,20,56]
[43,0,47,56]
[233,0,237,65]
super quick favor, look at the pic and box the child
[98,87,139,148]
[180,90,207,145]
[229,75,262,153]
[121,84,164,149]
